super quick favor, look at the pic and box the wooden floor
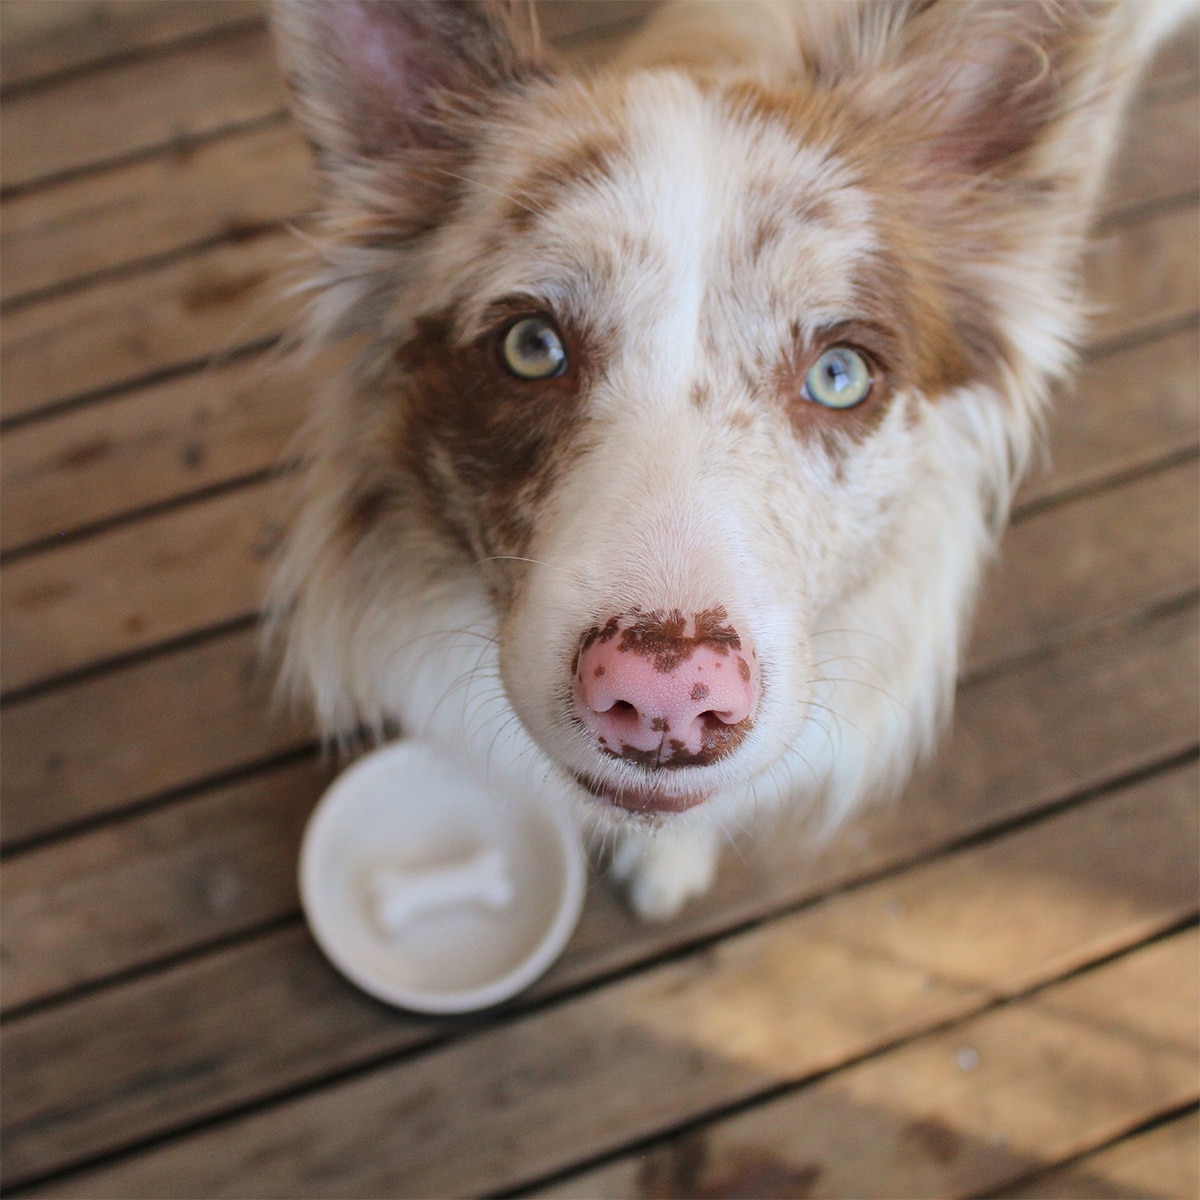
[2,3,1198,1197]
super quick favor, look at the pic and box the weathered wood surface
[533,931,1199,1200]
[17,806,1197,1198]
[1004,1109,1200,1200]
[4,606,1195,1183]
[0,1,260,91]
[1,6,1196,1198]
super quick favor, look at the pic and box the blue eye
[501,316,567,380]
[803,346,872,409]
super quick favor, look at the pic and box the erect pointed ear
[270,0,551,166]
[820,0,1129,183]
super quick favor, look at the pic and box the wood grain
[0,24,285,192]
[1,477,290,693]
[1003,1109,1200,1200]
[0,119,311,303]
[3,604,1194,1185]
[0,627,309,849]
[0,228,300,423]
[539,931,1199,1200]
[2,353,307,552]
[1101,88,1199,219]
[0,1,260,91]
[1,757,331,1012]
[16,785,1195,1198]
[1086,204,1200,345]
[971,458,1199,673]
[1020,324,1198,508]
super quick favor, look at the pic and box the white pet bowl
[300,741,586,1014]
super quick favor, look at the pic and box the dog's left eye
[501,316,567,380]
[803,346,872,409]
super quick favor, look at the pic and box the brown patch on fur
[345,486,390,538]
[395,306,595,587]
[719,75,1027,407]
[503,133,622,232]
[690,380,712,410]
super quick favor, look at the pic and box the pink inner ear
[305,0,531,157]
[328,3,446,151]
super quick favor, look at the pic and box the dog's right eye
[803,346,872,409]
[500,316,567,380]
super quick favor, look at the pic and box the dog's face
[272,1,1128,832]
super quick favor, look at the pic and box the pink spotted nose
[573,609,760,769]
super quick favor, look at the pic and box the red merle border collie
[268,0,1192,919]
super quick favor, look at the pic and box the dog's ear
[816,0,1127,186]
[270,0,549,167]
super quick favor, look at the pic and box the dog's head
[270,0,1130,829]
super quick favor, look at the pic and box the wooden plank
[1086,204,1199,345]
[1,353,307,553]
[1003,1109,1200,1200]
[15,778,1195,1198]
[0,120,312,303]
[0,228,299,423]
[4,195,1194,554]
[537,932,1199,1200]
[0,10,659,303]
[3,605,1194,1185]
[1,757,331,1012]
[0,24,286,192]
[0,2,646,94]
[971,458,1199,673]
[1102,89,1199,219]
[1140,11,1200,99]
[1,477,289,694]
[1020,324,1199,508]
[0,2,260,91]
[0,627,309,849]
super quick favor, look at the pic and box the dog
[268,0,1192,921]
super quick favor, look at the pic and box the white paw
[609,825,720,922]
